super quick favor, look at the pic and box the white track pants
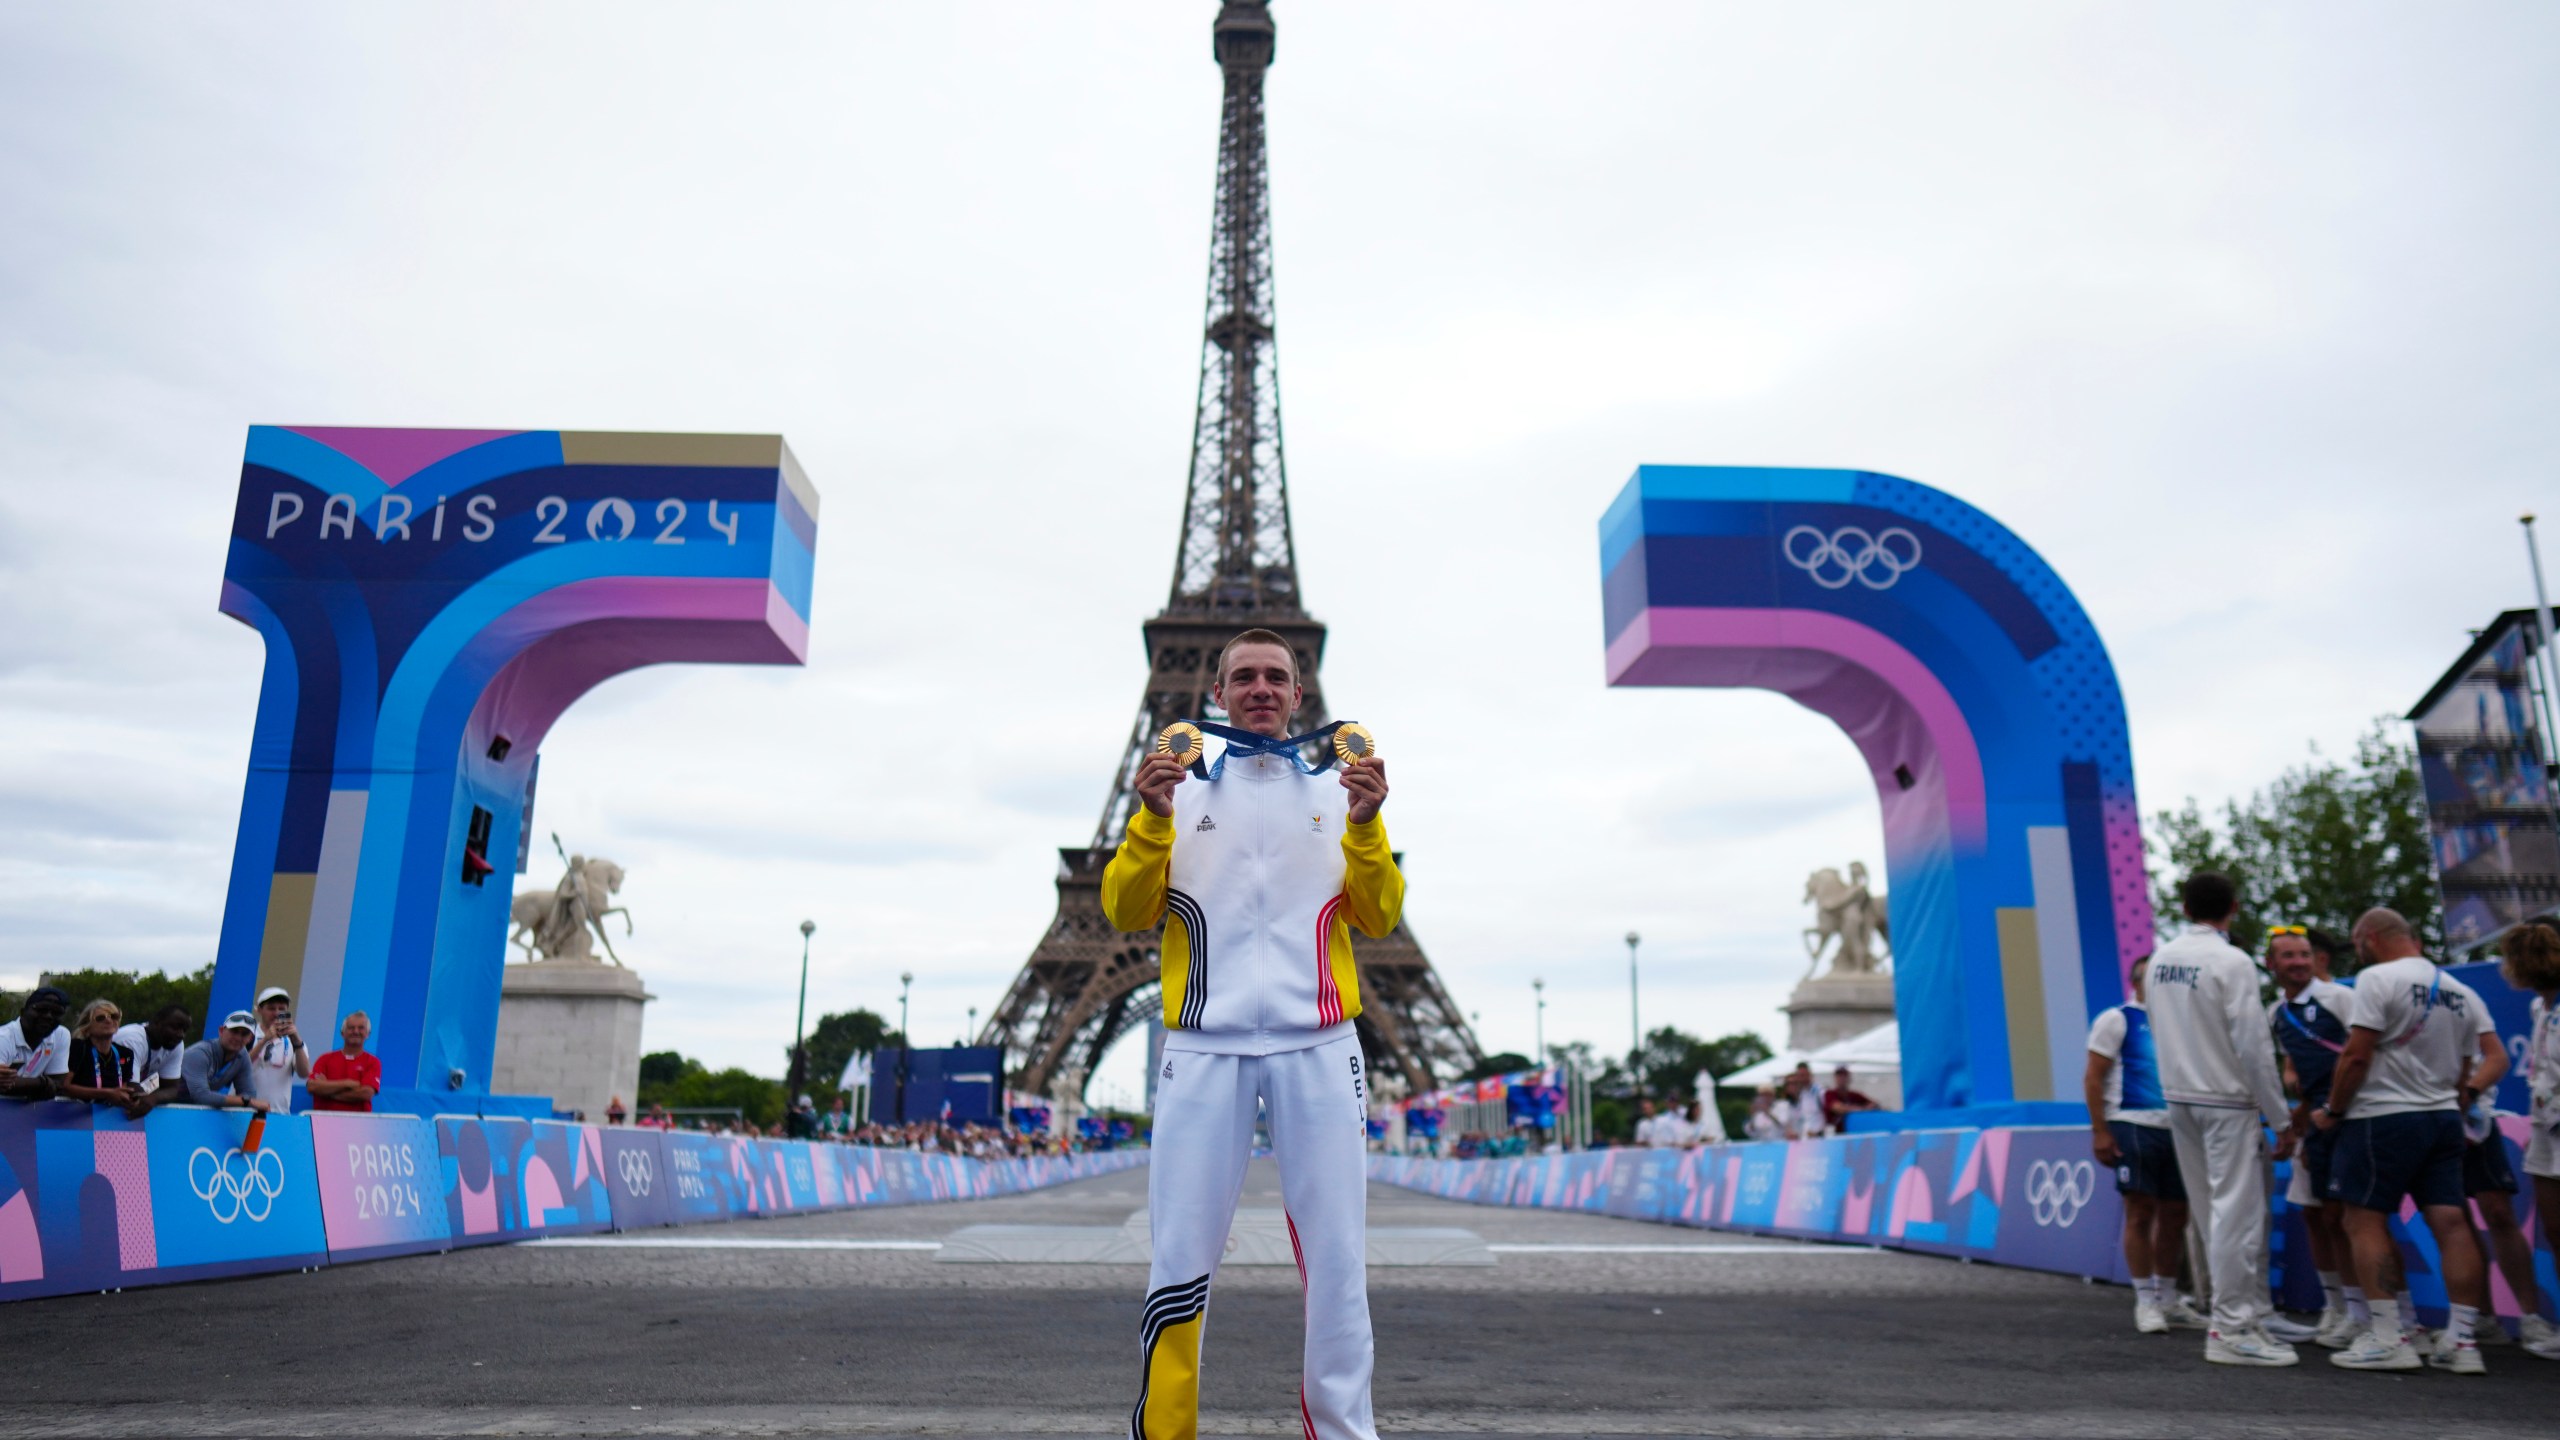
[1132,1031,1376,1440]
[2168,1102,2270,1334]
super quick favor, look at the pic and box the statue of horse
[509,855,632,964]
[1802,861,1890,980]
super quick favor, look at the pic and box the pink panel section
[283,428,523,487]
[1607,607,1987,849]
[93,1130,157,1270]
[0,1191,41,1282]
[460,1168,499,1235]
[522,1157,565,1226]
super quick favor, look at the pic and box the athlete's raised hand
[1340,757,1388,825]
[1136,754,1189,819]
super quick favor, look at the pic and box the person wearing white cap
[246,985,309,1111]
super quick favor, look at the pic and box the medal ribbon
[1187,719,1356,779]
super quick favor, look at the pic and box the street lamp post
[967,1006,978,1047]
[897,970,914,1124]
[1532,977,1546,1066]
[787,919,815,1101]
[1625,931,1642,1095]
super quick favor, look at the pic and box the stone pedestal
[1783,973,1896,1053]
[491,960,653,1121]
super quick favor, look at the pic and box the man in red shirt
[1822,1065,1879,1133]
[307,1011,382,1112]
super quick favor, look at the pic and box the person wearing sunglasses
[2264,925,2356,1348]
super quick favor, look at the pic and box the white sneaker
[2330,1329,2422,1371]
[2519,1314,2560,1359]
[2428,1337,2486,1375]
[2205,1326,2301,1367]
[2262,1313,2320,1343]
[2314,1307,2359,1350]
[2134,1300,2168,1334]
[2159,1297,2209,1332]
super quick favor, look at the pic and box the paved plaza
[11,1159,2552,1438]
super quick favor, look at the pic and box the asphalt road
[10,1158,2553,1438]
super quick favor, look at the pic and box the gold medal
[1155,722,1204,767]
[1332,722,1377,765]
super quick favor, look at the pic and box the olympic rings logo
[2025,1158,2097,1228]
[1782,525,1924,591]
[188,1145,286,1225]
[617,1148,655,1196]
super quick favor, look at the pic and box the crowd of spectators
[5,986,1113,1156]
[0,983,387,1118]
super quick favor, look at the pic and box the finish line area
[9,1161,2548,1440]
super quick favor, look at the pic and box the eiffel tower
[983,0,1482,1101]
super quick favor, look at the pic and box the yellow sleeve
[1100,806,1175,932]
[1340,815,1405,939]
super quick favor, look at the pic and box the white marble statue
[1802,861,1891,980]
[509,854,632,965]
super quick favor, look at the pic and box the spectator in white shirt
[246,985,310,1111]
[0,987,74,1100]
[1744,1086,1785,1141]
[112,1005,194,1118]
[1777,1069,1827,1140]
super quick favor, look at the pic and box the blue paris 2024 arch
[1600,466,2150,1118]
[214,427,819,1109]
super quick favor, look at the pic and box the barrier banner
[1990,1127,2123,1281]
[435,1117,614,1244]
[758,1140,822,1211]
[601,1128,673,1230]
[311,1112,449,1262]
[658,1131,765,1223]
[144,1106,330,1278]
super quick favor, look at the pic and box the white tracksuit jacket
[1102,744,1404,1440]
[2143,926,2289,1126]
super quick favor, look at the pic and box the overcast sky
[3,2,2555,1109]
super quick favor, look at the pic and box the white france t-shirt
[113,1023,185,1090]
[0,1019,72,1078]
[2343,956,2493,1119]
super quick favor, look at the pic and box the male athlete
[2264,926,2357,1346]
[1104,628,1401,1440]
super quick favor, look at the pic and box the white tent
[1719,1022,1901,1110]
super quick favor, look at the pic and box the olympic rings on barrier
[187,1145,287,1224]
[616,1147,655,1196]
[2024,1157,2097,1228]
[1781,524,1923,591]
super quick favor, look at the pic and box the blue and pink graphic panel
[310,1112,448,1261]
[213,427,821,1103]
[1599,467,2150,1110]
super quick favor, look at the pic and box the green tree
[638,1050,700,1092]
[2150,720,2442,962]
[1461,1051,1533,1082]
[793,1008,899,1099]
[1,966,215,1037]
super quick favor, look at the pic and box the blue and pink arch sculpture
[1600,467,2150,1114]
[214,427,819,1106]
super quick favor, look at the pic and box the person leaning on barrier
[1822,1066,1877,1133]
[1744,1086,1785,1140]
[113,1005,194,1117]
[0,986,74,1100]
[2313,906,2503,1374]
[182,1011,271,1112]
[59,1000,142,1107]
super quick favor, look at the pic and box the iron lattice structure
[984,1,1482,1102]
